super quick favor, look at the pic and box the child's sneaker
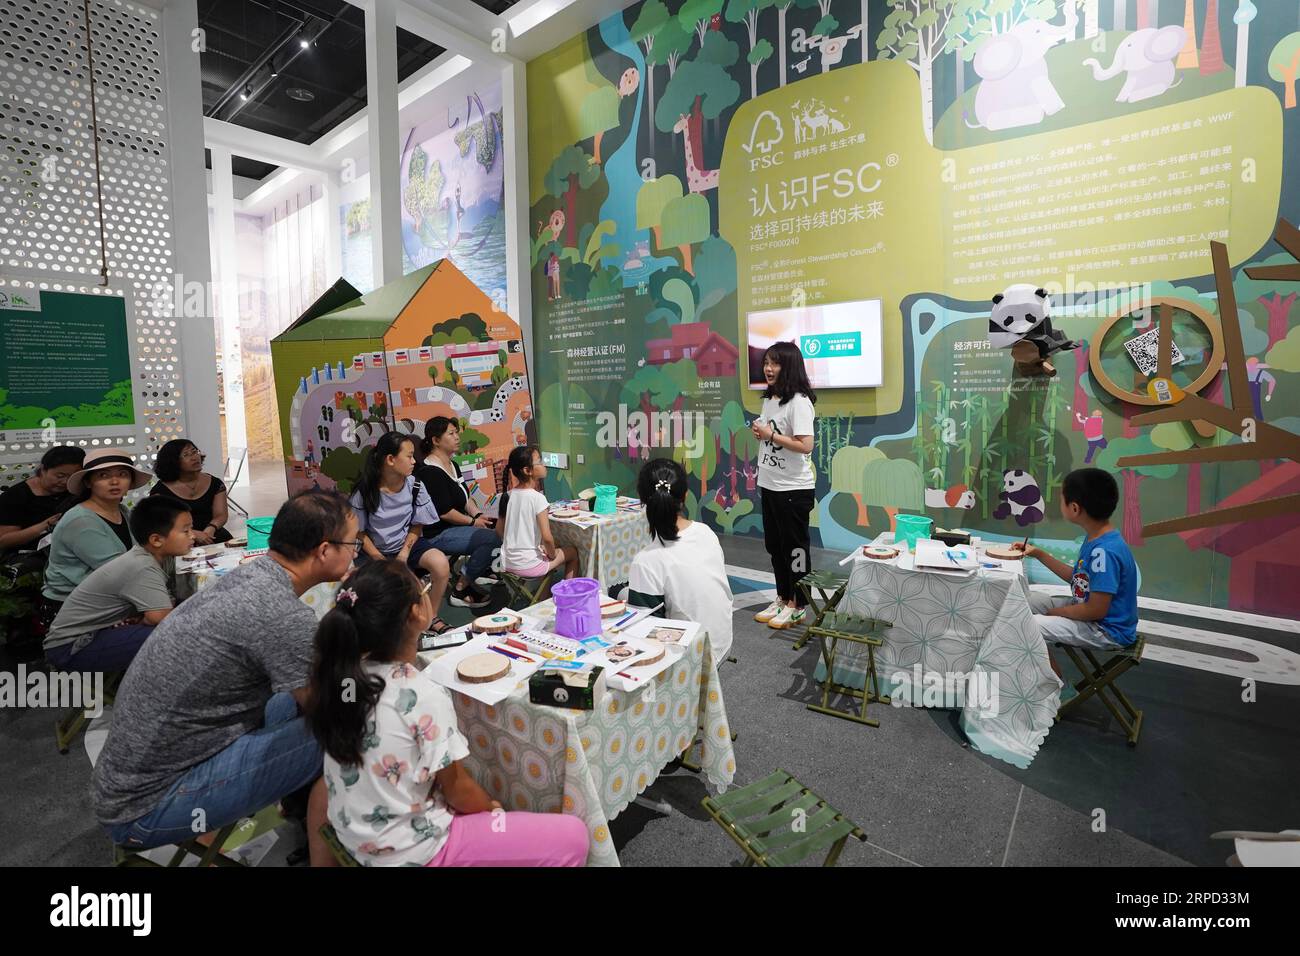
[769,606,808,630]
[449,585,491,609]
[754,600,784,623]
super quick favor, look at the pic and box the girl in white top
[751,340,817,632]
[304,559,587,866]
[627,459,734,660]
[497,445,579,579]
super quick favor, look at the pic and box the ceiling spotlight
[240,84,251,101]
[299,38,309,49]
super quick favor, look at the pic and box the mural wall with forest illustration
[527,0,1300,618]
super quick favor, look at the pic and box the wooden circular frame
[1088,296,1225,406]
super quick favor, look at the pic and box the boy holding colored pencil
[1012,468,1139,681]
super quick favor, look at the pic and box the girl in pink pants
[304,560,588,867]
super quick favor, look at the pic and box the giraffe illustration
[672,114,719,194]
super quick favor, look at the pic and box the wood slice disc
[551,509,580,518]
[600,601,626,617]
[863,546,899,560]
[629,644,665,667]
[456,653,510,683]
[984,546,1024,561]
[473,612,521,634]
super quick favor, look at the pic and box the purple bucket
[552,577,602,640]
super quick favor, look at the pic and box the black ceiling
[200,0,524,182]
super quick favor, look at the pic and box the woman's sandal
[428,617,451,635]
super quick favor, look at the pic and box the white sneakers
[754,600,784,623]
[769,606,806,630]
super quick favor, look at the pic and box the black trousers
[760,486,815,605]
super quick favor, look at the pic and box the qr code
[1123,328,1185,377]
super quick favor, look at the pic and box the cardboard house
[270,259,534,499]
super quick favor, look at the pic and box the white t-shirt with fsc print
[628,520,734,660]
[501,487,549,571]
[757,393,816,491]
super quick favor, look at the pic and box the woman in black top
[149,439,231,544]
[0,445,85,555]
[415,417,498,609]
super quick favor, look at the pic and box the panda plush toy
[988,284,1078,359]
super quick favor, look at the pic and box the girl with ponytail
[497,445,578,580]
[305,560,588,867]
[627,459,734,659]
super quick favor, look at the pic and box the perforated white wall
[0,0,185,482]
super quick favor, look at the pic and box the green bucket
[247,516,275,551]
[895,514,932,551]
[592,483,618,515]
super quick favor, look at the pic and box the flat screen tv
[746,299,883,389]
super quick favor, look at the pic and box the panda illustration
[992,469,1045,526]
[988,284,1077,358]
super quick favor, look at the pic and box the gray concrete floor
[2,496,1292,867]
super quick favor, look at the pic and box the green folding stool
[499,571,554,610]
[55,670,123,755]
[787,568,852,650]
[806,611,893,727]
[113,822,244,868]
[1055,635,1146,746]
[319,823,362,867]
[701,769,867,866]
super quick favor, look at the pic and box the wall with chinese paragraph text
[527,0,1300,619]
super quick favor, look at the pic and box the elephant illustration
[965,19,1072,131]
[1083,26,1186,103]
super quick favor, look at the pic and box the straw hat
[66,448,153,496]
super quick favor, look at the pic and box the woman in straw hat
[40,448,153,624]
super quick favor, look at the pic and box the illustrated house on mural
[1177,463,1300,618]
[270,259,534,498]
[645,321,739,377]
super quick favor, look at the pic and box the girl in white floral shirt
[304,560,588,866]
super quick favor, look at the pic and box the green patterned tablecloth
[814,558,1061,769]
[424,626,735,866]
[549,508,652,595]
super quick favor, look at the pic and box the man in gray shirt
[93,490,360,851]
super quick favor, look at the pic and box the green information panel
[0,286,135,452]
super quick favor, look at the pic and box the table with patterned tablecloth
[187,552,339,618]
[813,554,1061,769]
[421,614,735,866]
[548,507,652,595]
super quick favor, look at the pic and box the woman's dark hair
[497,444,540,524]
[305,560,423,767]
[268,490,353,560]
[761,340,817,406]
[129,495,190,544]
[354,432,416,515]
[39,445,86,472]
[637,458,687,543]
[421,416,458,459]
[153,439,198,482]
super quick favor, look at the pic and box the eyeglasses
[330,539,364,554]
[183,448,206,459]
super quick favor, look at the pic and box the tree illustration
[579,82,620,164]
[831,444,886,526]
[679,0,725,47]
[1199,0,1225,75]
[773,0,794,84]
[673,425,717,502]
[693,234,737,313]
[636,174,685,255]
[876,0,959,145]
[660,193,711,274]
[1269,33,1300,109]
[726,0,775,99]
[1233,1,1257,89]
[1175,0,1199,69]
[1151,421,1206,516]
[630,0,670,150]
[861,456,925,532]
[1237,254,1299,347]
[1095,434,1177,546]
[403,145,444,235]
[647,264,700,326]
[542,146,600,249]
[427,364,438,383]
[655,31,740,176]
